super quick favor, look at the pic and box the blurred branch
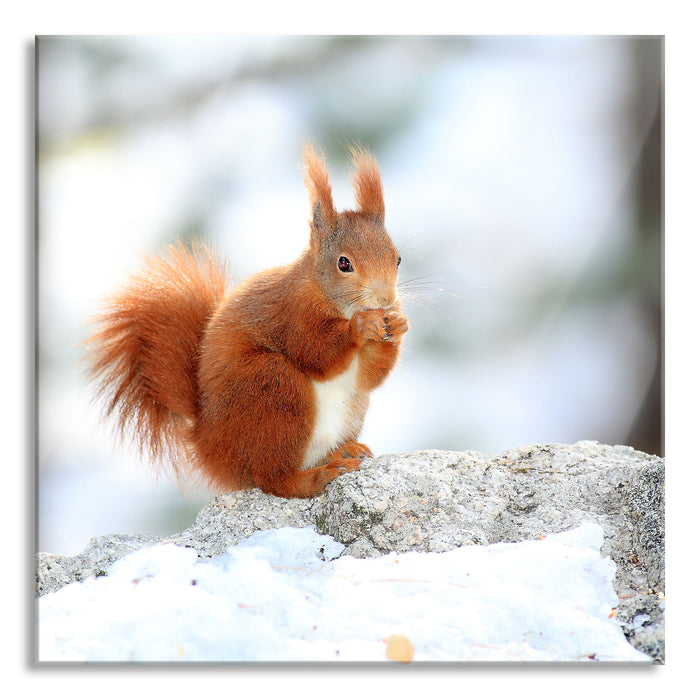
[624,37,663,457]
[37,36,472,153]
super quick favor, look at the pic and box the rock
[36,440,665,662]
[617,456,665,661]
[36,533,161,597]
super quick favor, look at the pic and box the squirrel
[84,144,408,498]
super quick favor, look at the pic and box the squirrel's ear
[350,145,384,223]
[302,144,338,246]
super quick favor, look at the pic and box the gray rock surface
[36,533,162,598]
[36,441,665,662]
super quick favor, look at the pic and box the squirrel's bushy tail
[84,241,228,470]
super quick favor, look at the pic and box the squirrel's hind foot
[326,440,373,461]
[259,457,362,498]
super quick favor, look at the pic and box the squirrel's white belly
[302,356,362,469]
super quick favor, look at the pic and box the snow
[38,522,650,663]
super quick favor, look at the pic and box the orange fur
[85,145,408,498]
[349,144,385,221]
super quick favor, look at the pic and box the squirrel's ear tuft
[302,144,338,245]
[350,145,384,223]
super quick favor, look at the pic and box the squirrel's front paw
[383,312,409,341]
[351,309,387,343]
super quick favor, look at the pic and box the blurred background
[37,35,663,556]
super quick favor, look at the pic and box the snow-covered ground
[38,522,650,663]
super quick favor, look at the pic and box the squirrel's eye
[338,256,354,273]
[397,255,402,268]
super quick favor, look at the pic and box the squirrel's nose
[374,283,396,310]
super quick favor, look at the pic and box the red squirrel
[85,144,408,498]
